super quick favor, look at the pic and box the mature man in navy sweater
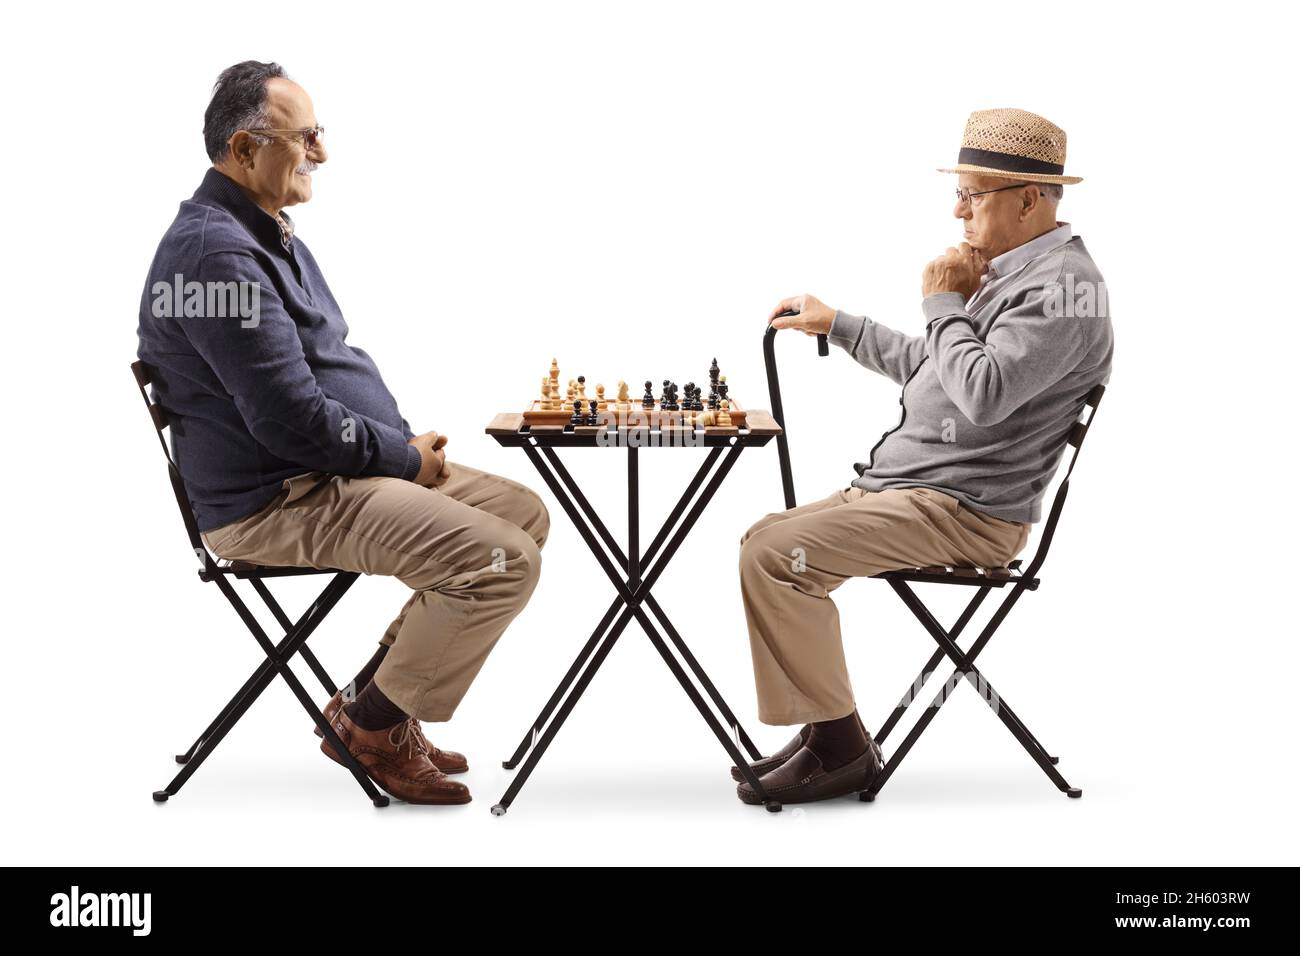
[138,61,549,806]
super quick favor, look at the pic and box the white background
[2,0,1295,866]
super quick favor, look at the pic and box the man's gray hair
[203,61,288,162]
[1035,182,1064,203]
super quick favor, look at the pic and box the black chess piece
[570,399,585,426]
[709,358,720,385]
[587,399,599,426]
[643,380,655,409]
[717,376,729,403]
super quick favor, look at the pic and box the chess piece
[570,399,585,426]
[587,399,599,426]
[596,383,606,410]
[617,381,629,404]
[718,399,733,427]
[540,376,551,409]
[577,375,587,402]
[717,375,729,404]
[643,380,655,409]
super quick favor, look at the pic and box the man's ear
[227,130,256,169]
[1020,185,1040,220]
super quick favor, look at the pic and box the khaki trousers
[201,461,549,722]
[738,486,1029,726]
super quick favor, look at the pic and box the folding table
[485,406,785,813]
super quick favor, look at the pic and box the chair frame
[762,325,1106,801]
[131,360,389,807]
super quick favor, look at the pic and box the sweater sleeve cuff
[829,310,866,351]
[921,292,968,325]
[401,443,423,482]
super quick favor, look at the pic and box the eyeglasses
[956,182,1028,206]
[246,125,325,149]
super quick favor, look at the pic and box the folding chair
[130,361,389,807]
[762,325,1106,801]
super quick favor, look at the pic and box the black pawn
[570,399,585,426]
[643,380,655,409]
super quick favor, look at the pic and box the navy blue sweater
[137,168,422,532]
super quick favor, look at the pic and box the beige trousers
[738,486,1030,726]
[201,461,549,722]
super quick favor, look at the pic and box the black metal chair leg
[874,587,990,747]
[156,571,386,807]
[869,580,1079,799]
[154,658,279,801]
[174,656,275,765]
[251,576,338,695]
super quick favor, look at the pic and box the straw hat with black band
[938,108,1082,185]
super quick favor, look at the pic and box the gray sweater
[828,234,1113,524]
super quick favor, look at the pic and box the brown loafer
[320,707,471,805]
[730,725,811,782]
[315,690,468,774]
[736,739,883,806]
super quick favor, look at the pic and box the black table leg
[493,437,779,813]
[541,445,764,762]
[501,447,725,769]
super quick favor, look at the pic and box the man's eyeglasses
[247,125,325,149]
[956,182,1028,206]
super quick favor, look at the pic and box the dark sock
[343,679,409,731]
[808,710,869,771]
[345,643,390,700]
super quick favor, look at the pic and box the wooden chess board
[523,398,748,428]
[487,404,780,445]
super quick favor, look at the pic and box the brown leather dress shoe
[407,720,469,774]
[315,690,469,774]
[320,707,471,805]
[736,739,883,806]
[730,724,811,782]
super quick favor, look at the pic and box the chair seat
[876,563,1039,590]
[199,560,339,581]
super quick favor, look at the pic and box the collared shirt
[966,221,1073,313]
[273,211,294,249]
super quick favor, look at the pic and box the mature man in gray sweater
[735,109,1114,806]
